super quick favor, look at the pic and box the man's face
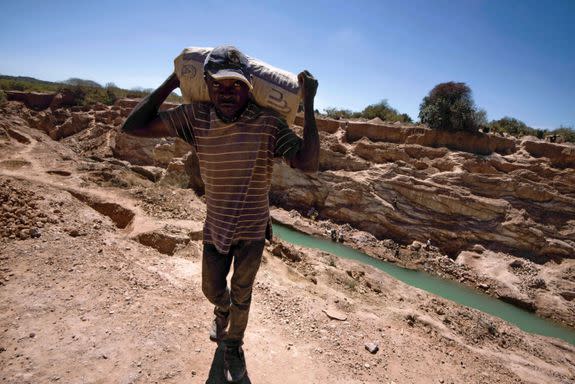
[205,76,251,120]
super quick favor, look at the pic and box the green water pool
[273,223,575,346]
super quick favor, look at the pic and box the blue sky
[1,0,573,129]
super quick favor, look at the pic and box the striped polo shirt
[159,101,301,254]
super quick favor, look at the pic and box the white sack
[174,47,301,125]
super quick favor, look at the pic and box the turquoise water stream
[273,223,575,346]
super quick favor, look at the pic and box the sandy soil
[1,113,575,383]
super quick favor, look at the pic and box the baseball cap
[204,45,253,90]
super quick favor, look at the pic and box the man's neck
[214,103,250,123]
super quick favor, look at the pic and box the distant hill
[63,78,103,88]
[0,75,59,86]
[0,74,183,105]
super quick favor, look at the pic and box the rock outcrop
[5,90,76,110]
[270,116,574,262]
[5,91,57,110]
[4,99,574,264]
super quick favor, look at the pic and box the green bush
[489,117,531,136]
[550,126,575,143]
[105,86,118,105]
[0,90,6,105]
[58,86,87,106]
[361,100,412,123]
[535,129,546,140]
[323,107,355,119]
[324,100,412,123]
[487,117,551,139]
[419,82,483,132]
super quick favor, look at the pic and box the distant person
[337,230,344,243]
[121,46,319,382]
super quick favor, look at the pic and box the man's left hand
[298,70,318,104]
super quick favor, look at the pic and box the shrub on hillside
[488,116,550,139]
[323,107,356,119]
[0,90,6,105]
[550,126,575,143]
[489,117,532,136]
[59,86,87,106]
[361,100,412,123]
[324,100,412,123]
[419,82,483,132]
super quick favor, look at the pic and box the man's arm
[290,70,319,173]
[121,73,180,137]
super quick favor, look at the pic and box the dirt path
[1,119,574,383]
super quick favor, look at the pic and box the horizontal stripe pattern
[159,101,301,254]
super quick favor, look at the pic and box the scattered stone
[498,294,537,312]
[409,241,423,251]
[509,259,524,269]
[470,244,486,253]
[322,309,347,321]
[406,314,417,326]
[529,278,546,289]
[365,342,379,354]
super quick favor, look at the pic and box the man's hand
[121,73,180,137]
[298,70,318,105]
[290,70,319,173]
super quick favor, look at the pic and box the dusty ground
[1,110,575,383]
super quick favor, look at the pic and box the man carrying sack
[122,45,319,382]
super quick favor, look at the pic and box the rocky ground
[0,100,574,383]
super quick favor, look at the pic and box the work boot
[209,314,229,342]
[224,344,246,383]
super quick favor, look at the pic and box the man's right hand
[121,73,180,137]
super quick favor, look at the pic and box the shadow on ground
[205,344,251,384]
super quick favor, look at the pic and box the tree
[361,100,412,123]
[399,113,413,124]
[419,82,483,132]
[104,82,120,105]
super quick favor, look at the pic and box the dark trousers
[202,240,265,344]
